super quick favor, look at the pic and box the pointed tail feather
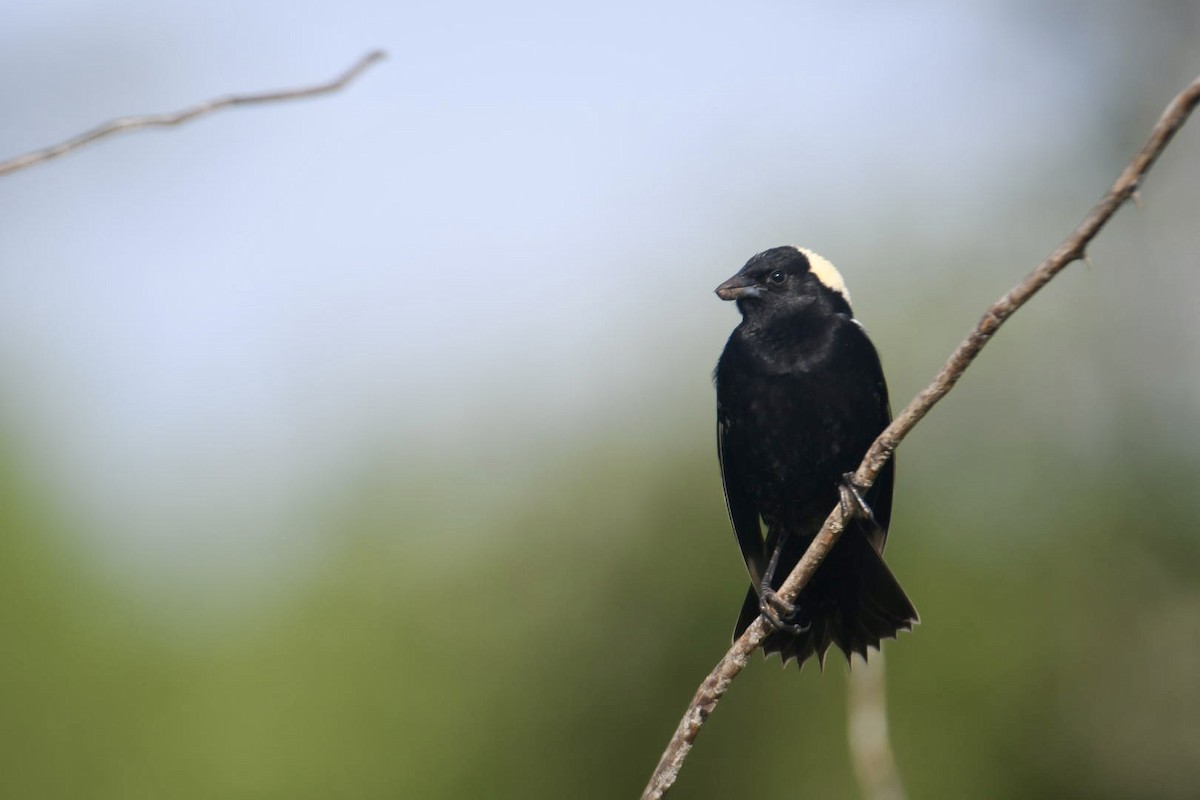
[732,527,917,669]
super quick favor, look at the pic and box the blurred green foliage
[2,422,1198,798]
[2,6,1199,795]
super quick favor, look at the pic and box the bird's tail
[733,525,917,669]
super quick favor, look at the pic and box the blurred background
[2,1,1199,797]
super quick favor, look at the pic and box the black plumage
[714,246,917,668]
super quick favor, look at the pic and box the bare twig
[642,73,1200,800]
[0,50,386,178]
[847,652,906,800]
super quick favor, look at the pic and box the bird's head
[715,246,853,320]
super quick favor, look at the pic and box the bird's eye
[768,270,786,284]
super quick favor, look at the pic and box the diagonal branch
[642,72,1200,800]
[0,50,386,178]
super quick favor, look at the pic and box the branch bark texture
[642,73,1200,800]
[0,50,385,178]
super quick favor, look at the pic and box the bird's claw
[839,472,878,525]
[759,586,811,634]
[760,585,796,616]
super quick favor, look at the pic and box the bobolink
[715,246,917,668]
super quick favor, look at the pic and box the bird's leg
[839,472,878,525]
[758,529,811,634]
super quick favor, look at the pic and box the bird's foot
[759,586,811,634]
[839,472,878,525]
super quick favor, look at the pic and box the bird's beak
[715,273,759,301]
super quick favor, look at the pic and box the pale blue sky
[1,1,1196,576]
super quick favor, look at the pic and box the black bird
[714,246,917,668]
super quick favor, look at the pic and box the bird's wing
[717,416,766,587]
[862,456,894,554]
[863,379,895,554]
